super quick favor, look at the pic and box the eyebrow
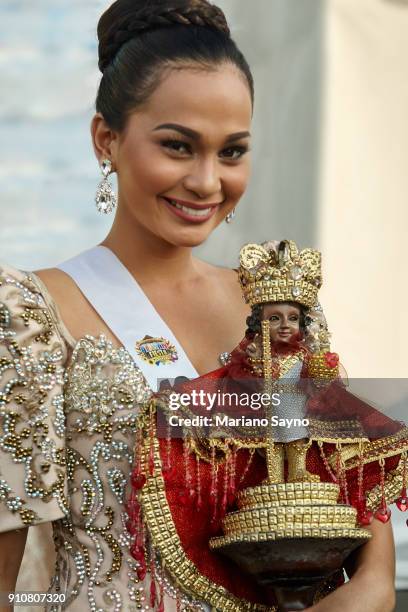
[152,123,251,143]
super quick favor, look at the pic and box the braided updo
[96,0,254,131]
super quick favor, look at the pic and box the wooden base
[217,537,367,610]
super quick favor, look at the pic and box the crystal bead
[0,303,11,328]
[130,544,145,563]
[292,286,301,298]
[95,179,117,214]
[397,488,408,511]
[397,497,408,512]
[374,506,391,523]
[131,473,146,490]
[101,159,112,177]
[218,352,231,366]
[290,266,303,280]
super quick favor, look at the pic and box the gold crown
[238,239,322,308]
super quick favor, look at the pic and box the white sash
[57,245,198,390]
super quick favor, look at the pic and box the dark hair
[96,0,254,131]
[245,302,308,337]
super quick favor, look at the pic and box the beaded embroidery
[0,270,67,524]
[0,265,215,611]
[0,268,152,610]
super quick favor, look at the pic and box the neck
[99,210,200,288]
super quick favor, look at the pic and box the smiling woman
[94,64,252,248]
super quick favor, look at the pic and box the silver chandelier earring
[95,159,117,214]
[225,208,236,224]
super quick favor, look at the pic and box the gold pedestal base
[210,481,371,611]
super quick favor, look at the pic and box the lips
[277,332,292,341]
[161,197,218,223]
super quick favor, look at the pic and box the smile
[161,197,218,223]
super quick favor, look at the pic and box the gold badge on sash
[135,335,179,366]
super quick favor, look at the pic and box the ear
[90,113,119,169]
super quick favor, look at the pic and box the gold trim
[308,417,368,442]
[276,351,304,376]
[345,428,408,469]
[366,456,405,512]
[210,527,371,549]
[223,504,358,535]
[237,482,340,509]
[325,427,408,470]
[139,409,274,611]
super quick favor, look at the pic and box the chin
[169,233,209,249]
[165,221,221,248]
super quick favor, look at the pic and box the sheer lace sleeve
[0,263,68,531]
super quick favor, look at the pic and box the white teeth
[168,199,212,217]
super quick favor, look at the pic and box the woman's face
[105,63,252,247]
[262,302,302,344]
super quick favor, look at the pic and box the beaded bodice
[0,264,182,611]
[52,335,152,611]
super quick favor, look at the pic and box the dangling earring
[225,208,236,224]
[95,159,117,214]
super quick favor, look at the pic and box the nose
[182,157,222,200]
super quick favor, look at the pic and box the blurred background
[1,0,407,608]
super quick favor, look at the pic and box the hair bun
[98,0,230,73]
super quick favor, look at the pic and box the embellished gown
[0,263,205,611]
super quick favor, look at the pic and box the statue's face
[262,302,301,344]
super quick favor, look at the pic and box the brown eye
[161,139,192,155]
[220,145,249,160]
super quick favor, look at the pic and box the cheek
[118,142,184,194]
[222,161,251,202]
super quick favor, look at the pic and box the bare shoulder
[33,268,119,346]
[33,267,83,308]
[35,267,72,290]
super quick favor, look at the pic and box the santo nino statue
[125,240,408,611]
